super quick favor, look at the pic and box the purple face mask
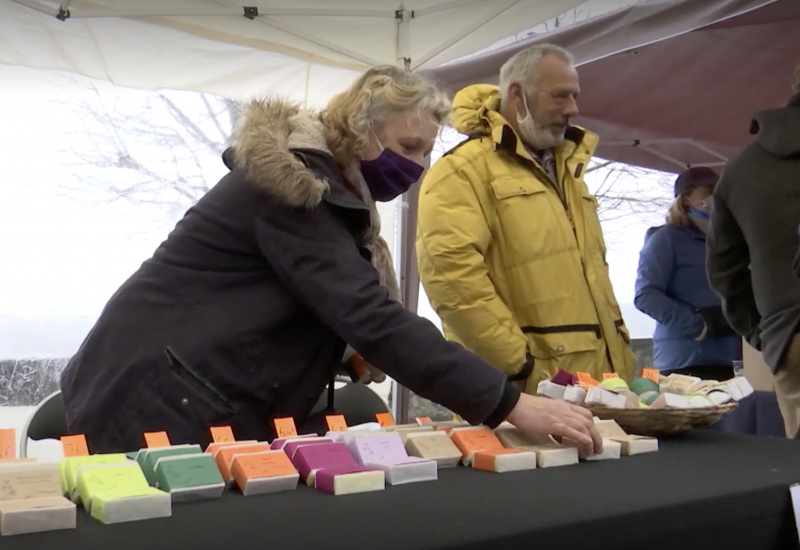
[360,147,425,202]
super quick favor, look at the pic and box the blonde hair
[499,43,574,101]
[666,195,692,227]
[793,60,800,93]
[321,65,450,165]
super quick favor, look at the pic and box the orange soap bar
[449,428,505,464]
[215,443,272,482]
[206,440,258,458]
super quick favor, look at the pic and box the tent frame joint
[56,7,69,20]
[243,6,258,20]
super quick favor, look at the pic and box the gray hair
[499,43,574,100]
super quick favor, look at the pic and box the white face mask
[516,90,565,151]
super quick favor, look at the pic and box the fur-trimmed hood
[228,98,333,209]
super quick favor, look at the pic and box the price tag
[325,415,348,432]
[0,429,15,459]
[642,368,660,383]
[602,373,620,379]
[144,431,171,448]
[61,434,89,457]
[210,426,235,443]
[375,412,395,427]
[576,372,598,387]
[273,417,298,438]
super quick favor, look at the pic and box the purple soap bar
[283,439,333,460]
[269,434,319,451]
[552,369,578,386]
[293,442,358,481]
[314,465,381,495]
[351,433,409,466]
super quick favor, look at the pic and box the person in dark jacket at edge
[634,167,739,380]
[60,66,602,455]
[707,61,800,438]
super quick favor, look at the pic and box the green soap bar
[154,454,224,492]
[629,377,660,395]
[639,390,660,406]
[140,445,203,486]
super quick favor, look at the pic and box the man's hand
[506,393,603,457]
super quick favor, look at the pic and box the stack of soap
[213,442,272,484]
[137,444,203,486]
[494,427,579,468]
[404,431,462,468]
[594,419,658,455]
[76,462,170,524]
[585,386,627,409]
[206,440,257,457]
[60,453,130,502]
[449,427,504,467]
[282,438,334,460]
[231,451,299,496]
[0,462,76,536]
[291,442,355,485]
[269,434,320,451]
[153,453,225,502]
[314,465,385,496]
[348,433,437,485]
[383,424,436,444]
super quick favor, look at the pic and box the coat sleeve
[706,191,762,349]
[634,228,705,337]
[254,198,520,428]
[415,155,531,378]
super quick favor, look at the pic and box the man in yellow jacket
[416,44,637,392]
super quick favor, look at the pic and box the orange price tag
[144,431,171,448]
[273,417,298,438]
[576,372,598,387]
[0,429,15,459]
[642,368,660,383]
[602,373,620,380]
[325,415,348,432]
[415,417,432,425]
[61,434,89,457]
[375,412,395,427]
[210,426,235,443]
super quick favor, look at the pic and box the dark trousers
[661,364,735,381]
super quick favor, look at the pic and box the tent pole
[390,8,413,424]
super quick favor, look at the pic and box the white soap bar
[585,387,627,408]
[520,445,579,468]
[707,390,733,405]
[584,438,621,461]
[609,435,658,455]
[0,497,76,536]
[650,392,690,409]
[537,380,566,400]
[563,385,587,404]
[367,460,437,485]
[329,471,385,496]
[239,473,299,496]
[593,419,627,438]
[732,377,754,401]
[93,493,172,524]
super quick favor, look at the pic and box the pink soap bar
[314,465,380,495]
[269,434,319,451]
[283,439,333,460]
[293,442,358,481]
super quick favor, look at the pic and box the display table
[6,431,800,550]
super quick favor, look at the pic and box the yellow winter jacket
[416,85,636,391]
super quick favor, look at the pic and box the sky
[0,62,666,359]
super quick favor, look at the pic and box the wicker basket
[586,403,738,437]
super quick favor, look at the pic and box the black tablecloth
[8,431,800,550]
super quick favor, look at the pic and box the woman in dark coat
[60,66,600,454]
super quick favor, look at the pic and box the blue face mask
[688,207,710,219]
[360,138,425,202]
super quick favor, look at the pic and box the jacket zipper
[165,346,235,411]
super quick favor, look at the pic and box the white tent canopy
[1,0,585,105]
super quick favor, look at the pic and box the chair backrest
[332,383,390,427]
[18,391,67,457]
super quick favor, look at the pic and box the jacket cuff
[508,353,534,382]
[483,382,521,429]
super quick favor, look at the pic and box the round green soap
[638,390,660,406]
[629,377,660,395]
[599,378,629,391]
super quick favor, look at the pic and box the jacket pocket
[522,324,602,359]
[615,319,631,344]
[165,346,237,415]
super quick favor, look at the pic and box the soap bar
[314,465,385,496]
[519,445,579,468]
[292,443,358,485]
[367,458,437,485]
[282,438,333,460]
[75,462,150,509]
[214,443,272,483]
[269,434,321,451]
[649,393,690,409]
[472,449,537,473]
[153,454,225,501]
[593,419,627,438]
[562,385,587,404]
[537,380,566,400]
[585,438,621,461]
[230,451,299,496]
[404,432,462,468]
[608,435,658,455]
[449,427,505,466]
[585,387,627,408]
[348,433,409,466]
[61,454,130,500]
[89,487,171,524]
[494,427,555,448]
[0,462,63,501]
[205,440,257,458]
[0,496,76,536]
[140,445,202,486]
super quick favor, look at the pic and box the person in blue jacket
[634,167,740,380]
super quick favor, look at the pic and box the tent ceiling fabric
[426,0,800,173]
[0,0,585,103]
